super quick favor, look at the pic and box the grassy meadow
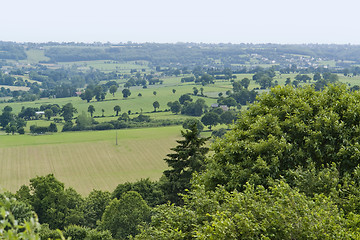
[0,126,183,195]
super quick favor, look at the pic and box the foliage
[135,181,360,239]
[153,101,160,112]
[161,124,209,204]
[122,89,131,98]
[61,103,77,122]
[0,192,40,239]
[202,84,360,192]
[112,179,164,207]
[113,105,121,116]
[211,128,227,139]
[201,112,220,130]
[83,190,111,229]
[167,101,181,114]
[99,191,151,239]
[182,118,204,132]
[16,174,84,229]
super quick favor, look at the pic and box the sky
[1,0,359,44]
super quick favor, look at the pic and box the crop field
[0,126,183,195]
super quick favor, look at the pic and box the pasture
[0,126,183,195]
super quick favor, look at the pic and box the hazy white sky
[1,0,359,44]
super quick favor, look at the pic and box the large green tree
[122,88,131,98]
[109,85,118,97]
[16,174,84,230]
[99,191,150,239]
[202,84,360,192]
[201,112,220,130]
[61,103,77,122]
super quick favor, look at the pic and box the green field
[0,126,184,195]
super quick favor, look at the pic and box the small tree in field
[88,105,95,117]
[114,105,121,116]
[153,101,160,112]
[122,89,131,98]
[109,85,118,97]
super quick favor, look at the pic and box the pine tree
[161,124,209,204]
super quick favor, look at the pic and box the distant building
[211,103,219,108]
[35,111,45,116]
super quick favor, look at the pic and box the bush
[64,225,87,240]
[94,122,114,130]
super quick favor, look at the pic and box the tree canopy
[202,84,360,191]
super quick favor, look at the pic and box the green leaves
[202,84,360,191]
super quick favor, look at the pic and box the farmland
[1,42,360,195]
[0,126,182,195]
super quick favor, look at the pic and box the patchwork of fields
[0,126,182,195]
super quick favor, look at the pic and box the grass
[0,126,183,195]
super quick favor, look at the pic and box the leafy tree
[161,124,209,204]
[113,105,121,116]
[80,89,94,103]
[109,85,118,97]
[153,91,157,96]
[18,107,36,121]
[153,101,160,112]
[83,190,111,229]
[122,88,131,98]
[220,110,238,125]
[94,86,105,101]
[181,99,207,116]
[50,105,61,116]
[118,112,130,122]
[135,181,360,239]
[61,103,77,122]
[87,105,95,117]
[0,108,14,128]
[202,84,360,192]
[179,94,192,104]
[182,118,204,132]
[102,109,105,117]
[112,179,164,207]
[99,191,151,239]
[16,174,84,229]
[167,101,181,114]
[201,112,220,130]
[44,109,53,120]
[76,112,92,130]
[240,77,250,89]
[211,127,227,138]
[172,89,176,94]
[193,87,198,96]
